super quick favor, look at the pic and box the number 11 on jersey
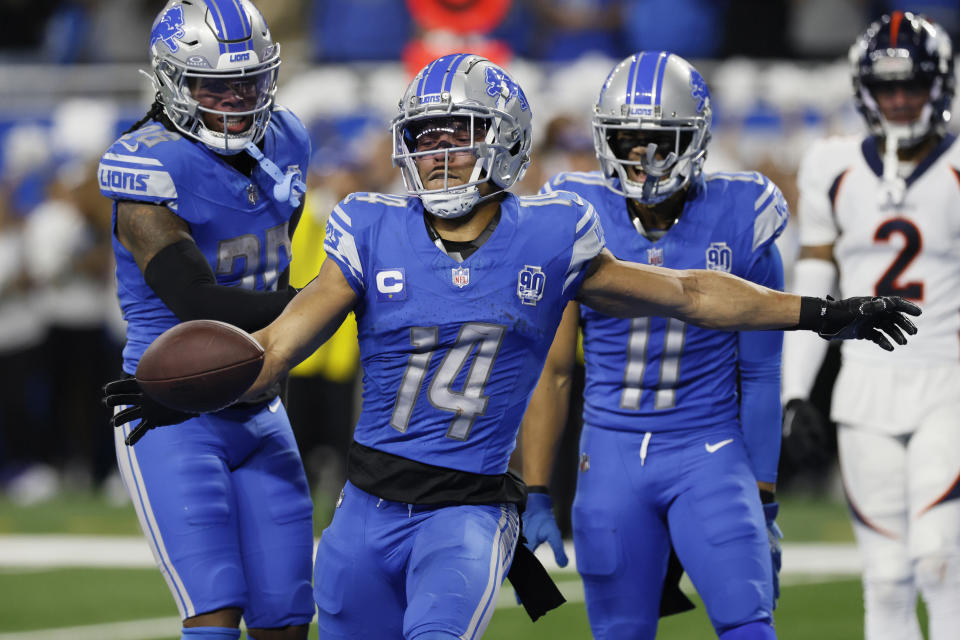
[620,317,687,411]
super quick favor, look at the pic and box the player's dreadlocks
[122,94,166,135]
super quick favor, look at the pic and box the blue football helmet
[392,54,532,218]
[592,51,712,205]
[148,0,280,155]
[850,11,955,148]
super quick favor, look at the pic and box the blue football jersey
[98,108,310,373]
[323,191,605,475]
[542,171,789,432]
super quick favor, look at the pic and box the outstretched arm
[578,249,798,330]
[243,258,358,399]
[577,249,919,348]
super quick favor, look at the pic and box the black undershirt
[423,209,501,262]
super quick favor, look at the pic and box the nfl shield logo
[246,183,259,206]
[705,242,733,272]
[451,266,470,288]
[647,247,664,266]
[579,453,590,472]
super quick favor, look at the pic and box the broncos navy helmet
[850,11,955,149]
[391,54,532,218]
[592,51,712,205]
[148,0,280,155]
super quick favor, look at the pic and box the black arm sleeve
[144,239,297,332]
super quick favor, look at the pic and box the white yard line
[0,535,862,574]
[0,535,864,639]
[0,617,181,640]
[0,574,858,640]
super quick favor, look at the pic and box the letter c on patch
[376,270,403,294]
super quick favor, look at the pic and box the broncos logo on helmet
[150,5,186,54]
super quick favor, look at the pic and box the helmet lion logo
[484,66,529,112]
[151,5,186,53]
[689,69,709,113]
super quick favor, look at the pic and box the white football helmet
[593,51,712,205]
[148,0,280,155]
[392,54,532,218]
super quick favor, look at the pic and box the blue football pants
[573,424,776,639]
[313,480,519,639]
[114,400,315,628]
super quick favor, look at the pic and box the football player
[519,51,787,639]
[113,53,919,639]
[782,12,959,640]
[98,2,312,640]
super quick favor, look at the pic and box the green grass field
[0,569,888,639]
[0,492,856,540]
[0,491,918,639]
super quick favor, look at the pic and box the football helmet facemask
[392,54,532,218]
[850,11,955,149]
[593,51,712,205]
[148,0,280,155]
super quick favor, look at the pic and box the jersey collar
[862,133,958,187]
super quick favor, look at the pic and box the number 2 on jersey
[874,218,923,300]
[391,323,506,440]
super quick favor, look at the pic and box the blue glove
[763,501,783,607]
[522,493,568,567]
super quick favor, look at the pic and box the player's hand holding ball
[103,320,265,445]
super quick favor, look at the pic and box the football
[135,319,264,413]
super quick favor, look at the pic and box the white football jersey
[797,134,960,368]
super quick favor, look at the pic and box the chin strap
[880,131,906,207]
[243,142,307,207]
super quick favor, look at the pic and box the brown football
[135,319,264,413]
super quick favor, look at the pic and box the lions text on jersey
[98,108,307,374]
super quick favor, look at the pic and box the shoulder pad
[748,173,790,252]
[519,190,585,208]
[798,136,860,188]
[541,170,607,195]
[97,123,182,203]
[341,191,411,213]
[704,171,789,251]
[269,105,308,138]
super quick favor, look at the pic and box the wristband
[797,296,826,331]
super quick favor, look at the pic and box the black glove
[781,398,831,468]
[102,378,197,446]
[799,295,920,351]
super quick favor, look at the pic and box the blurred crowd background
[0,0,957,529]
